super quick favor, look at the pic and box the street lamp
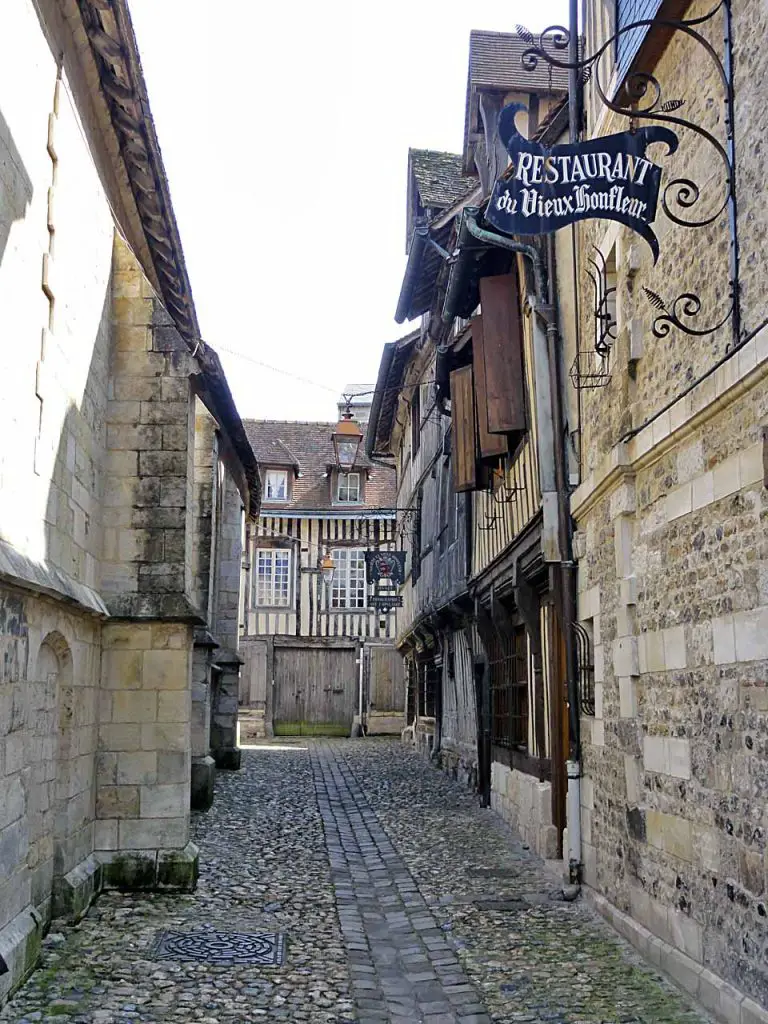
[320,552,336,588]
[331,407,363,469]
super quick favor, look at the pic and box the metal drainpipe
[463,211,582,880]
[545,235,581,884]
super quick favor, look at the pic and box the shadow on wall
[0,106,34,267]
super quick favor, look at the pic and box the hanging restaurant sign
[365,550,406,586]
[486,104,678,263]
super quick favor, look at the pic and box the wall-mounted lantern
[331,407,363,469]
[320,552,336,588]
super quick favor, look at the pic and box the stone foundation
[490,762,557,859]
[438,740,478,791]
[100,841,199,892]
[190,755,215,811]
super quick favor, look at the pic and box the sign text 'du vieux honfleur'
[486,104,679,262]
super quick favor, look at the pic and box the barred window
[255,548,291,606]
[331,548,366,609]
[337,472,361,503]
[489,625,529,750]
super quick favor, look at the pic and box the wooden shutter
[450,365,477,492]
[479,270,526,434]
[472,315,508,460]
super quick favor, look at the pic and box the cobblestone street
[2,740,713,1024]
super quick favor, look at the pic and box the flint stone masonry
[570,0,768,1010]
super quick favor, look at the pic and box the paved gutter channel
[0,737,715,1024]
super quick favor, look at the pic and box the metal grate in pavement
[151,930,286,965]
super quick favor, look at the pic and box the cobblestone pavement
[1,739,713,1024]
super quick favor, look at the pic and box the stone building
[379,6,768,1020]
[239,405,404,739]
[0,0,258,1003]
[564,0,768,1016]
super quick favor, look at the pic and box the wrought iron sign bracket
[516,0,741,350]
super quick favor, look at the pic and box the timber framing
[74,0,261,516]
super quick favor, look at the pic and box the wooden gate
[273,643,357,736]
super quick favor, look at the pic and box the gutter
[395,228,429,324]
[367,342,397,457]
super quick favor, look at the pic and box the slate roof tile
[410,149,478,211]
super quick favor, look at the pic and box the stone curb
[585,889,768,1024]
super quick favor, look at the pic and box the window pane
[254,548,290,605]
[330,548,366,608]
[265,471,287,500]
[337,472,360,502]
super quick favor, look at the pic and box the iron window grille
[489,625,529,750]
[573,622,596,716]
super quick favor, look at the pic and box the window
[254,548,291,606]
[489,624,529,750]
[411,386,421,456]
[264,470,288,502]
[331,548,366,609]
[337,471,361,503]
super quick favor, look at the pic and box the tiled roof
[468,30,570,93]
[410,149,478,211]
[244,420,396,513]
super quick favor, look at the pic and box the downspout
[546,235,581,884]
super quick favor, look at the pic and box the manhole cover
[151,930,286,965]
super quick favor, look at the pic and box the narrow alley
[2,741,711,1024]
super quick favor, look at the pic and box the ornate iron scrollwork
[588,246,617,357]
[516,0,740,346]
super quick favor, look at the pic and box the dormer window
[264,469,288,502]
[337,471,361,503]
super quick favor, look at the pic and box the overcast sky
[128,0,566,422]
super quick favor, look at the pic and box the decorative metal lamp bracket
[516,0,741,348]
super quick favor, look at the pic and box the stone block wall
[101,236,198,621]
[491,763,558,860]
[567,0,768,1013]
[573,345,768,1010]
[95,621,196,887]
[0,589,101,1003]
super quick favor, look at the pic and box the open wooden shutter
[450,365,477,492]
[479,269,526,435]
[472,315,509,460]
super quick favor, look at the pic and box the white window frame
[253,548,291,607]
[336,471,361,504]
[330,547,367,609]
[264,470,288,502]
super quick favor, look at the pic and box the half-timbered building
[239,407,403,737]
[369,33,574,859]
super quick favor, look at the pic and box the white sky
[128,0,567,421]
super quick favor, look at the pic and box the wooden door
[368,645,405,714]
[273,645,357,736]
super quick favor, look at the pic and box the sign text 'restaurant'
[485,104,678,262]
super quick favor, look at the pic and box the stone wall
[0,3,250,1004]
[571,0,768,1010]
[95,620,195,888]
